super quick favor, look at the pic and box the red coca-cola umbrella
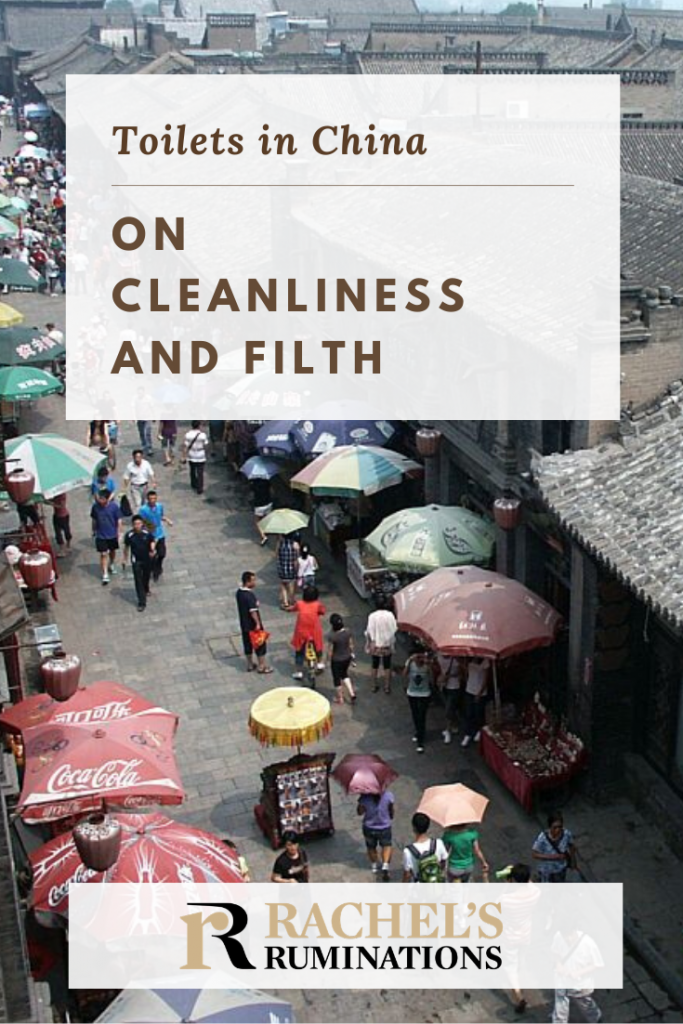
[30,813,244,929]
[0,680,165,735]
[394,566,561,659]
[16,691,183,823]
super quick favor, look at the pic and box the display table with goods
[254,752,335,849]
[314,501,354,553]
[345,540,403,600]
[480,698,586,813]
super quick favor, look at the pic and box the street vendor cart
[254,751,335,849]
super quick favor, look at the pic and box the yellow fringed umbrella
[248,687,332,751]
[0,302,24,327]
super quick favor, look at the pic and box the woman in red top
[290,585,326,680]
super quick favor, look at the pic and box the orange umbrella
[417,783,489,827]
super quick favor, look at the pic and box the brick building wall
[622,303,683,409]
[621,80,681,119]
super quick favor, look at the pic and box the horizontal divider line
[111,183,574,187]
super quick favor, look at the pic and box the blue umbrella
[292,419,395,458]
[240,455,282,481]
[255,420,297,458]
[95,988,294,1022]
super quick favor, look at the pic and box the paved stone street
[1,130,681,1020]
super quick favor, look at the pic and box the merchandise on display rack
[254,752,335,849]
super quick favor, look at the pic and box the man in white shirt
[551,917,604,1023]
[183,421,208,495]
[123,449,155,513]
[402,813,448,883]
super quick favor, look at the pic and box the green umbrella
[259,508,310,535]
[0,216,19,239]
[0,433,105,500]
[0,365,62,400]
[0,258,45,292]
[362,504,495,573]
[0,326,64,365]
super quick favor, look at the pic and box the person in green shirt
[442,823,489,882]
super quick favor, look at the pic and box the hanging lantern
[73,813,122,873]
[18,550,52,590]
[416,428,442,458]
[4,469,35,505]
[40,654,81,702]
[493,496,522,531]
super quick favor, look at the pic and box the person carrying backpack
[402,812,448,883]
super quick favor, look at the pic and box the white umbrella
[96,985,294,1022]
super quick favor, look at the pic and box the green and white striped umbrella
[1,433,106,500]
[363,504,495,573]
[0,365,61,400]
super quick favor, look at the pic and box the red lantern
[40,654,81,702]
[73,813,122,873]
[493,497,522,531]
[4,469,35,505]
[416,428,442,458]
[18,550,52,590]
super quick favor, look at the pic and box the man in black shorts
[90,488,122,585]
[236,571,272,674]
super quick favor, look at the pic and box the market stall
[480,698,585,813]
[249,685,335,848]
[255,751,335,849]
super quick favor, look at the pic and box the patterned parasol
[248,686,332,749]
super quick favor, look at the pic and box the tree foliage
[500,2,536,15]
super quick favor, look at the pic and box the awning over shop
[534,402,683,625]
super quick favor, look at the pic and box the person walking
[158,420,177,466]
[290,585,326,680]
[235,570,272,674]
[49,492,71,556]
[139,490,173,581]
[461,656,491,748]
[276,532,300,610]
[442,822,489,882]
[90,488,122,585]
[500,863,542,1016]
[365,595,397,695]
[122,514,156,612]
[327,613,356,704]
[271,831,310,883]
[136,419,154,457]
[357,789,394,879]
[402,812,447,883]
[532,811,577,883]
[90,465,116,500]
[252,478,272,546]
[404,646,435,754]
[123,449,155,513]
[551,912,604,1024]
[437,654,464,745]
[296,544,318,591]
[182,421,209,495]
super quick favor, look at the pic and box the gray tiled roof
[4,3,104,53]
[273,0,418,20]
[621,173,683,290]
[535,404,683,625]
[621,129,683,183]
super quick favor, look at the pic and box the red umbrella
[332,753,398,795]
[16,691,183,823]
[0,680,166,735]
[30,813,244,929]
[394,566,561,659]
